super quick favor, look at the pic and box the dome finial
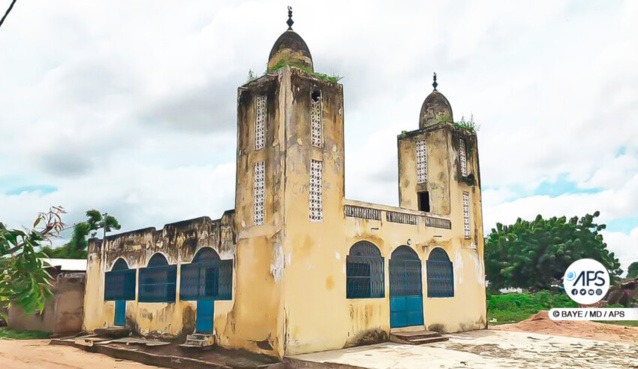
[287,6,294,30]
[432,72,438,90]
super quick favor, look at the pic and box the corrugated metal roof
[42,258,87,271]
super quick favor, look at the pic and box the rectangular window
[254,161,265,225]
[179,261,233,301]
[459,138,468,177]
[138,265,177,303]
[104,269,136,301]
[311,97,322,147]
[255,95,266,150]
[309,160,323,222]
[418,191,430,212]
[416,140,427,184]
[463,191,471,239]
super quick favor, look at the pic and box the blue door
[390,246,424,328]
[196,299,214,333]
[114,300,126,326]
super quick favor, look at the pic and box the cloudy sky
[1,1,636,272]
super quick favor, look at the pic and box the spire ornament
[432,72,438,90]
[287,6,294,30]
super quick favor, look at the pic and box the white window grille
[311,97,322,147]
[459,138,468,177]
[416,140,427,184]
[463,191,471,239]
[309,160,323,222]
[254,161,265,225]
[255,95,266,150]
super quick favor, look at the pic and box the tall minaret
[232,8,345,357]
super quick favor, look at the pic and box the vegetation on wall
[266,59,343,83]
[454,115,478,133]
[0,207,66,318]
[485,212,622,291]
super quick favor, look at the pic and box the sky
[0,0,636,273]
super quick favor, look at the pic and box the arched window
[347,241,384,298]
[139,253,177,303]
[427,248,454,298]
[105,259,136,301]
[180,248,233,301]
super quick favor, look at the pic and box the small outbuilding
[8,258,87,335]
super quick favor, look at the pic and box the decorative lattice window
[416,140,427,184]
[459,138,468,177]
[254,161,265,225]
[104,259,136,301]
[311,93,322,147]
[255,95,266,150]
[309,160,323,222]
[427,248,454,298]
[463,191,471,239]
[138,254,177,303]
[347,242,384,299]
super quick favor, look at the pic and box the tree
[42,210,121,259]
[0,207,66,318]
[627,262,638,279]
[485,211,622,291]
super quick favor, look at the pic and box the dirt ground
[492,310,638,344]
[0,339,162,369]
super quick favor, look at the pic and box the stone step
[183,334,214,348]
[391,330,442,340]
[189,333,211,340]
[409,336,449,345]
[390,330,448,345]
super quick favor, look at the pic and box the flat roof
[42,258,87,271]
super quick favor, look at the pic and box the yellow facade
[83,15,487,358]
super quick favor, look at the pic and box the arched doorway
[105,258,135,326]
[389,246,424,328]
[180,248,233,333]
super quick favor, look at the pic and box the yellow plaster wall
[398,126,451,215]
[83,216,240,342]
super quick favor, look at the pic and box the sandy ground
[492,310,638,343]
[0,339,161,369]
[294,330,638,368]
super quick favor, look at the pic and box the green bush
[488,291,577,325]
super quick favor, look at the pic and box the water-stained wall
[83,67,487,359]
[83,213,237,342]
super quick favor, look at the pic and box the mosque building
[83,9,487,357]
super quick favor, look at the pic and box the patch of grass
[453,115,478,132]
[489,292,638,328]
[0,327,50,340]
[596,320,638,327]
[488,291,577,325]
[267,59,343,84]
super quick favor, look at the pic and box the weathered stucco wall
[279,86,485,354]
[9,270,85,334]
[84,214,236,342]
[282,198,486,355]
[83,67,486,359]
[398,125,451,215]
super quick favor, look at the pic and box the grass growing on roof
[266,59,343,84]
